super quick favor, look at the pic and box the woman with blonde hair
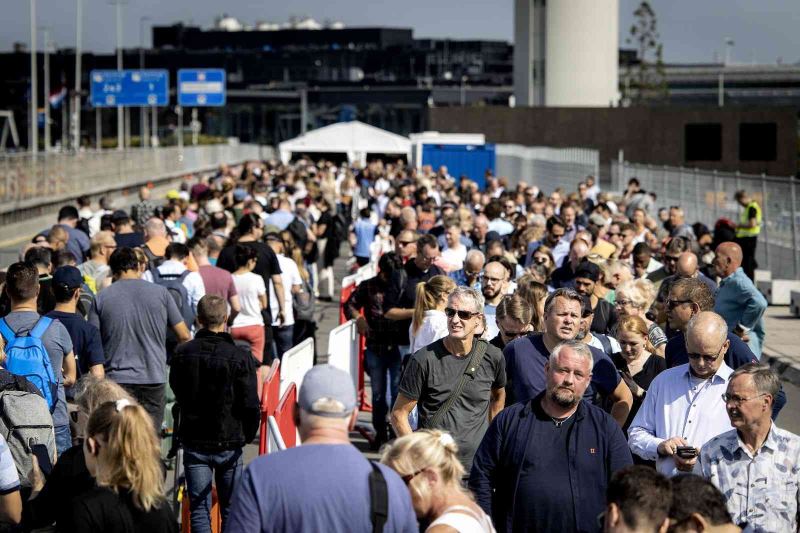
[69,399,176,532]
[409,275,457,353]
[614,279,667,357]
[381,430,495,533]
[612,315,666,434]
[25,377,136,530]
[514,274,548,331]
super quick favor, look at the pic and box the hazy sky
[3,0,798,65]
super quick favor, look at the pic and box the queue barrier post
[274,383,298,448]
[258,359,281,456]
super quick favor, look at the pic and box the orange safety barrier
[339,277,372,412]
[274,383,298,448]
[258,359,281,455]
[181,487,222,533]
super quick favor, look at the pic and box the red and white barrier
[274,383,298,448]
[258,359,281,455]
[327,320,360,393]
[279,337,314,397]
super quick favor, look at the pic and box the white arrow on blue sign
[178,69,226,107]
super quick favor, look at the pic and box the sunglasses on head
[445,307,479,320]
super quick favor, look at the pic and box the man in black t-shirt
[216,215,286,361]
[573,260,617,335]
[384,234,444,356]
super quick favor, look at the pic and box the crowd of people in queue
[0,157,791,533]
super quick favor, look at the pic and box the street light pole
[73,0,83,152]
[139,16,150,148]
[42,27,51,153]
[115,0,124,151]
[29,0,38,155]
[719,38,734,108]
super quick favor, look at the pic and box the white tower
[514,0,619,107]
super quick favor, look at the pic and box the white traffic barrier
[757,279,800,306]
[791,291,800,317]
[327,320,360,392]
[754,269,772,283]
[279,337,314,397]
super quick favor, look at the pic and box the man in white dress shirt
[628,311,733,476]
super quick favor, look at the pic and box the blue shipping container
[421,144,495,190]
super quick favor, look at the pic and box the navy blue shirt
[665,331,756,369]
[46,311,104,376]
[114,232,145,248]
[503,333,621,406]
[469,394,633,533]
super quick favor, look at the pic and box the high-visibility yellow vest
[736,201,761,238]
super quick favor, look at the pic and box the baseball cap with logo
[53,266,83,290]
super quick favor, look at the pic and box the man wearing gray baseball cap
[227,365,417,533]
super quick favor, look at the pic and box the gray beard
[550,388,579,408]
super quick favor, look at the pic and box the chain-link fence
[496,144,600,194]
[611,161,800,280]
[0,144,273,214]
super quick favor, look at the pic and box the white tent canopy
[278,121,411,165]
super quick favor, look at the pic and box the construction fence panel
[612,161,800,280]
[495,144,600,195]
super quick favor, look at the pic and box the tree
[622,2,669,105]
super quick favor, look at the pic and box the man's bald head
[714,242,743,277]
[686,311,728,350]
[144,217,167,239]
[676,252,698,278]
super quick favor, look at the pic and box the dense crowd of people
[0,156,792,533]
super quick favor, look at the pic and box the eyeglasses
[722,393,767,407]
[666,299,692,310]
[481,275,507,285]
[401,469,425,485]
[687,344,725,364]
[445,307,480,320]
[614,299,641,308]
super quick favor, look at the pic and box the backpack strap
[149,265,163,283]
[368,461,389,533]
[428,339,488,429]
[177,270,191,283]
[29,317,53,339]
[0,319,16,345]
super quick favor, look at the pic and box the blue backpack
[0,317,58,412]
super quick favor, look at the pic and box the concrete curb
[763,350,800,388]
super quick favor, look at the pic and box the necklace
[550,412,574,427]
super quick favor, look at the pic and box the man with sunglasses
[646,237,690,289]
[391,287,506,473]
[629,312,734,476]
[699,364,800,533]
[664,278,785,419]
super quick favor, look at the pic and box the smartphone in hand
[676,446,698,459]
[31,444,53,478]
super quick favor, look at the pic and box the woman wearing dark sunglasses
[381,430,495,532]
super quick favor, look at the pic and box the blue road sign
[178,69,226,107]
[90,70,169,107]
